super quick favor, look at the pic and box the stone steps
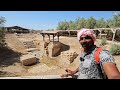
[23,41,36,48]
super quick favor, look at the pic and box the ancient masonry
[61,51,78,63]
[20,54,38,66]
[23,41,36,49]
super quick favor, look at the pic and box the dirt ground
[0,33,120,77]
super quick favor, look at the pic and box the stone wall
[48,41,63,57]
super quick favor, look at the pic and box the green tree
[68,20,76,30]
[112,13,120,40]
[57,21,69,30]
[113,13,120,27]
[107,19,115,28]
[76,17,86,29]
[85,17,96,29]
[0,16,6,48]
[95,18,107,28]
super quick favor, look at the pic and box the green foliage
[85,17,96,29]
[76,17,86,29]
[57,12,120,31]
[0,16,6,26]
[0,16,6,48]
[110,44,120,55]
[57,21,69,30]
[68,21,76,30]
[113,13,120,27]
[107,19,115,28]
[101,37,107,46]
[0,27,6,48]
[96,18,107,28]
[115,30,120,39]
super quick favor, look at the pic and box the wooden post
[111,28,117,42]
[48,34,50,42]
[41,33,45,41]
[69,30,70,37]
[56,32,59,42]
[98,29,102,39]
[53,34,54,42]
[57,35,59,42]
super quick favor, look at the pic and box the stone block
[20,55,38,66]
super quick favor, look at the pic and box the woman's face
[79,35,94,49]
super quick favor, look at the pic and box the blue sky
[0,11,120,30]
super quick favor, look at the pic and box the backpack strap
[94,47,102,64]
[94,47,107,79]
[80,47,102,64]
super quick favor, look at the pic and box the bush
[0,28,6,48]
[0,16,6,48]
[0,29,5,48]
[110,44,120,55]
[101,37,107,46]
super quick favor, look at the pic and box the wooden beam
[111,28,117,42]
[48,34,50,42]
[41,33,45,41]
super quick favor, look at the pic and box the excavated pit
[0,33,79,77]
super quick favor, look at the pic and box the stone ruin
[44,41,63,58]
[57,51,78,67]
[20,54,38,66]
[61,51,78,63]
[16,33,77,67]
[43,40,78,64]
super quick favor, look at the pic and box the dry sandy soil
[0,33,120,78]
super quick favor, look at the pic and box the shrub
[110,44,120,55]
[0,16,6,48]
[101,37,107,46]
[0,28,6,48]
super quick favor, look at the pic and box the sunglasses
[80,36,92,41]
